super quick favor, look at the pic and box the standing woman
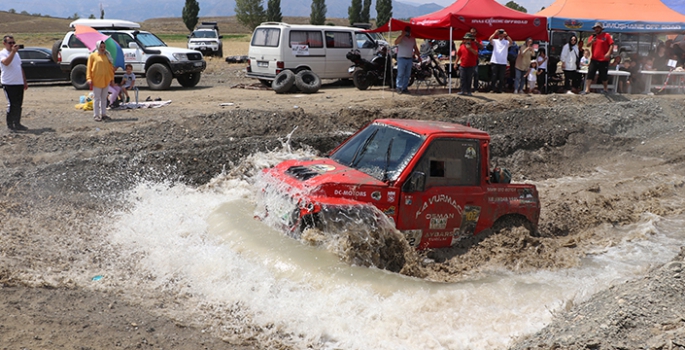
[514,38,534,94]
[560,35,580,94]
[0,35,28,132]
[87,40,114,122]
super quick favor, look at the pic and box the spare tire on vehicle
[272,70,296,94]
[295,70,322,93]
[51,40,62,63]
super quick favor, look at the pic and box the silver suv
[56,19,206,90]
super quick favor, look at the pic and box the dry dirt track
[2,59,685,349]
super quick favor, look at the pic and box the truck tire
[177,72,201,87]
[146,63,173,90]
[272,70,296,94]
[294,70,321,93]
[218,43,223,58]
[70,64,89,90]
[51,40,62,63]
[353,70,372,90]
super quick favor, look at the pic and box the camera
[18,44,24,49]
[498,29,504,34]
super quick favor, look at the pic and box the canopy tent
[662,0,685,15]
[367,18,463,41]
[537,0,685,33]
[410,0,548,41]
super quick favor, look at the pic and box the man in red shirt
[582,22,614,94]
[455,33,479,96]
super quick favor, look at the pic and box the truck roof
[376,119,490,138]
[69,19,140,30]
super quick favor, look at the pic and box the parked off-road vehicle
[187,21,223,57]
[55,19,206,90]
[258,119,541,250]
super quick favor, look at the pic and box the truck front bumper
[170,61,206,75]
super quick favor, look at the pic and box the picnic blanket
[112,100,172,109]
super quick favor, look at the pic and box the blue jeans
[396,57,413,92]
[515,68,526,92]
[459,66,475,94]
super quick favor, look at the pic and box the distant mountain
[6,0,443,23]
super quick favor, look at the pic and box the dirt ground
[2,58,685,349]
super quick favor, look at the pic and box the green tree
[348,0,362,25]
[360,0,372,23]
[235,0,267,31]
[375,0,392,28]
[89,14,96,19]
[182,0,200,32]
[19,10,28,15]
[72,12,80,20]
[310,0,326,25]
[505,1,527,13]
[8,9,15,14]
[266,0,283,22]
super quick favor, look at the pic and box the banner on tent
[550,18,684,32]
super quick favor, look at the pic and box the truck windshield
[330,123,424,182]
[135,32,167,48]
[192,31,217,39]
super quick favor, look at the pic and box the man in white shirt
[0,35,28,132]
[488,29,512,93]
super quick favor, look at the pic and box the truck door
[323,30,356,78]
[108,32,143,72]
[398,138,485,249]
[288,30,326,76]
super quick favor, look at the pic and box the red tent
[367,18,463,41]
[410,0,548,41]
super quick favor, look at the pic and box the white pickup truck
[55,19,206,90]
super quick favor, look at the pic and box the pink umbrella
[74,24,125,69]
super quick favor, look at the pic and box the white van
[246,22,380,84]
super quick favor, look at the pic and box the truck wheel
[146,63,173,90]
[177,72,201,87]
[51,40,62,63]
[218,43,223,58]
[353,70,372,90]
[272,70,296,94]
[295,70,321,93]
[70,64,89,90]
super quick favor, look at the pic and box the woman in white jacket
[560,35,580,93]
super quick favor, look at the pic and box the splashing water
[102,148,685,349]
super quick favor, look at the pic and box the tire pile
[271,70,322,94]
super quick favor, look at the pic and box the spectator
[580,49,591,70]
[582,22,614,95]
[394,26,419,94]
[455,33,479,96]
[488,29,512,93]
[0,35,28,132]
[119,63,136,103]
[560,35,580,94]
[87,40,115,121]
[536,48,548,94]
[525,60,539,94]
[469,27,484,92]
[653,45,669,71]
[514,38,534,94]
[618,58,631,93]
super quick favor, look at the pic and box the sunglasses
[6,41,15,45]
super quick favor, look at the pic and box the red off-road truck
[259,119,540,250]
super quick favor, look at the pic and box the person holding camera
[394,26,419,94]
[582,22,614,94]
[488,29,512,93]
[0,35,28,132]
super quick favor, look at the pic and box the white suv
[187,22,223,57]
[56,19,206,90]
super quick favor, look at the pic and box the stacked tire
[272,70,322,94]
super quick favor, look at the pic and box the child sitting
[119,64,136,103]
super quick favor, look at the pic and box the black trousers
[490,64,506,92]
[3,84,24,128]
